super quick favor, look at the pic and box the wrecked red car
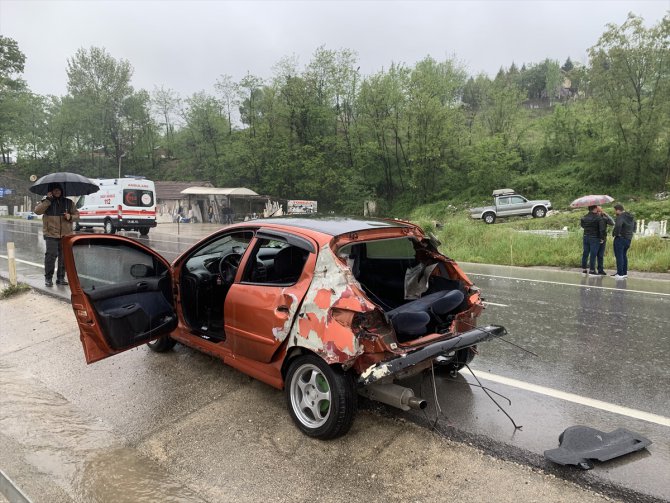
[63,217,505,439]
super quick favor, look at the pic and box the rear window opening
[338,237,469,342]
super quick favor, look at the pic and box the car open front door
[62,234,178,364]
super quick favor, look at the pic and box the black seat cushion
[387,290,465,341]
[387,290,464,317]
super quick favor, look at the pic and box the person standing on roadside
[612,203,635,280]
[580,205,606,274]
[595,206,615,275]
[34,183,79,287]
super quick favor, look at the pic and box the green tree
[66,47,136,175]
[0,36,28,164]
[588,13,670,188]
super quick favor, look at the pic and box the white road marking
[476,370,670,427]
[483,301,509,307]
[0,255,44,268]
[467,272,670,297]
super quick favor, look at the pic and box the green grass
[411,200,670,273]
[0,282,30,299]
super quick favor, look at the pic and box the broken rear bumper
[358,325,507,386]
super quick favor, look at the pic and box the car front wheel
[533,207,547,218]
[483,213,496,224]
[285,354,357,439]
[147,335,177,353]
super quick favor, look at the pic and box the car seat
[272,246,307,283]
[386,289,465,342]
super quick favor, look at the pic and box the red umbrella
[570,195,614,208]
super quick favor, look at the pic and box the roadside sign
[287,200,317,214]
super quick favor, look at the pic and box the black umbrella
[29,172,100,197]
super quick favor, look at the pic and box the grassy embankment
[410,199,670,273]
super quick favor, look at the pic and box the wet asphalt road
[1,218,669,501]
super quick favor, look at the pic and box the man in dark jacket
[595,206,615,275]
[612,203,635,279]
[34,183,79,287]
[580,205,606,274]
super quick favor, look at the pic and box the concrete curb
[0,470,33,503]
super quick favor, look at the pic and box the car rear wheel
[483,213,496,224]
[285,354,357,439]
[434,347,475,375]
[147,335,177,353]
[139,228,150,236]
[532,207,547,218]
[104,219,116,234]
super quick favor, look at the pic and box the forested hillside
[1,13,668,214]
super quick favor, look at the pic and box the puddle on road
[77,448,206,503]
[0,363,205,502]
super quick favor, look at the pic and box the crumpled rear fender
[287,244,377,365]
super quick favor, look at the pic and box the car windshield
[191,231,254,258]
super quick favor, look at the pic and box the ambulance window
[123,189,154,207]
[76,196,86,208]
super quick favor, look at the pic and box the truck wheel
[483,213,496,224]
[139,228,150,236]
[532,207,547,218]
[104,219,116,235]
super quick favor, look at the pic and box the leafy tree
[151,86,180,157]
[0,36,28,163]
[66,47,136,175]
[588,13,670,188]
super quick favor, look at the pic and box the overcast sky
[1,0,668,98]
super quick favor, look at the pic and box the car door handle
[136,281,148,291]
[276,305,290,313]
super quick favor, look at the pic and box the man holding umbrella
[34,183,79,287]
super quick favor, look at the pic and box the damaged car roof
[258,216,414,236]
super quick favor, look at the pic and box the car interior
[339,238,469,343]
[180,231,310,341]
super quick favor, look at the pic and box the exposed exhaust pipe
[358,383,427,411]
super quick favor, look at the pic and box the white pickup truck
[469,189,552,224]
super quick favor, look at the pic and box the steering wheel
[218,253,242,284]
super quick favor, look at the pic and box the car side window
[242,237,309,285]
[72,239,167,291]
[498,197,510,205]
[510,196,526,204]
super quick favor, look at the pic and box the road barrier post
[7,242,17,286]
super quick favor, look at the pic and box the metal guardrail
[0,469,33,503]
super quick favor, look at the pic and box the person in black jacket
[580,205,606,274]
[595,206,615,275]
[612,203,635,279]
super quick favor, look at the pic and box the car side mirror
[130,263,154,278]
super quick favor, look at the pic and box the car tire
[434,347,475,375]
[483,213,496,224]
[139,228,150,236]
[104,219,116,234]
[73,222,81,231]
[285,354,357,440]
[147,335,177,353]
[532,207,547,218]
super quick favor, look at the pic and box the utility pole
[117,152,126,178]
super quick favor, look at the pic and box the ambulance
[75,177,157,235]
